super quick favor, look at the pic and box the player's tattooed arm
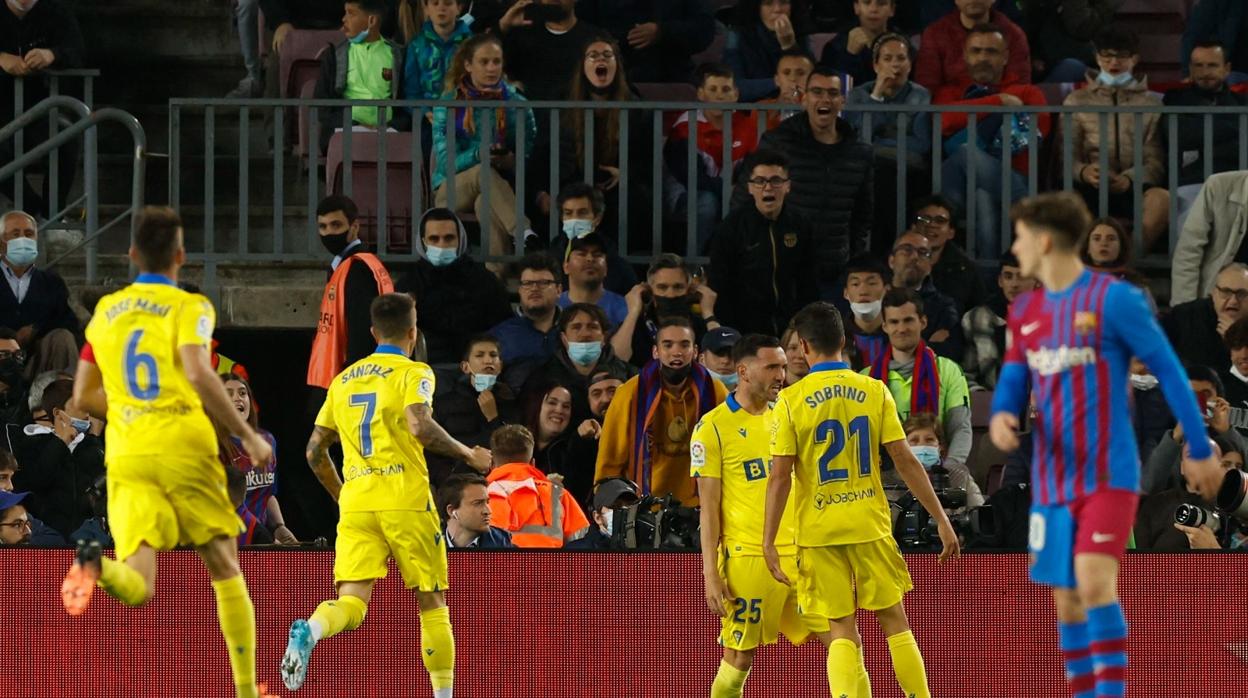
[407,404,492,473]
[306,425,343,501]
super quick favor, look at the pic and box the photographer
[884,412,983,510]
[1135,434,1247,551]
[566,477,639,550]
[1140,364,1247,495]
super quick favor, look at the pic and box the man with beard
[914,0,1031,92]
[490,254,564,365]
[887,231,962,360]
[613,253,720,367]
[306,195,395,396]
[497,0,599,100]
[1163,40,1248,187]
[595,316,727,507]
[961,252,1037,390]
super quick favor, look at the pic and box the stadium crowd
[4,0,1248,554]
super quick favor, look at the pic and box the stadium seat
[634,82,698,102]
[692,27,727,66]
[296,76,318,158]
[970,390,995,429]
[325,130,417,252]
[280,29,341,99]
[808,32,836,62]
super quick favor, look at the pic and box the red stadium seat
[808,32,837,61]
[325,130,417,252]
[280,29,341,99]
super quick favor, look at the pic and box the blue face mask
[348,24,372,44]
[567,341,602,366]
[910,444,942,470]
[425,245,458,267]
[562,218,594,239]
[1096,70,1134,87]
[710,370,739,390]
[70,417,91,435]
[5,237,37,267]
[471,373,497,393]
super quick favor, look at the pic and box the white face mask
[599,507,613,536]
[1129,373,1159,391]
[850,300,882,319]
[1231,365,1248,384]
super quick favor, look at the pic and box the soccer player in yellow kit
[280,292,491,696]
[763,302,960,698]
[60,207,276,698]
[694,334,828,698]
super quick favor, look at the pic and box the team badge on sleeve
[690,441,706,469]
[196,314,213,341]
[417,377,434,401]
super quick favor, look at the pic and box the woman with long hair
[215,374,298,545]
[1080,216,1133,276]
[524,382,594,503]
[432,33,537,267]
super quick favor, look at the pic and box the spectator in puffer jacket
[402,0,472,104]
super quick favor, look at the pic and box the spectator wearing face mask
[840,254,891,370]
[438,473,514,548]
[1127,357,1175,464]
[614,253,720,367]
[566,477,639,549]
[700,327,743,392]
[399,208,513,365]
[883,412,983,508]
[429,335,515,487]
[0,211,81,379]
[548,184,637,298]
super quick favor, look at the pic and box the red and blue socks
[1087,602,1127,697]
[1058,620,1094,698]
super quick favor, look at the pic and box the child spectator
[757,48,815,129]
[403,0,472,104]
[432,33,537,265]
[725,0,811,102]
[895,411,984,508]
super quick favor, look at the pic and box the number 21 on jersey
[816,416,871,483]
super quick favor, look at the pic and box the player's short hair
[437,473,488,518]
[790,302,845,356]
[1225,317,1248,352]
[0,449,17,473]
[370,293,416,341]
[654,315,695,345]
[461,334,501,362]
[1185,362,1225,396]
[316,194,358,223]
[133,206,183,272]
[490,424,535,464]
[883,287,925,317]
[732,334,781,366]
[1010,192,1092,252]
[903,412,942,442]
[39,378,74,417]
[558,303,608,336]
[556,182,606,218]
[646,253,689,281]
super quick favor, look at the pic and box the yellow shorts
[334,510,448,592]
[107,455,242,562]
[717,552,820,651]
[796,537,913,621]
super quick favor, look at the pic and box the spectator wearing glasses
[0,489,32,545]
[903,194,985,316]
[707,149,817,336]
[0,448,62,544]
[0,327,31,427]
[489,254,564,365]
[1171,171,1248,305]
[1065,27,1168,252]
[1163,263,1248,375]
[887,231,963,360]
[0,211,82,379]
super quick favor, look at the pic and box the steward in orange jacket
[486,462,590,548]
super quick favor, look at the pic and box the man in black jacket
[708,149,817,336]
[887,230,963,361]
[576,0,714,84]
[1163,263,1248,374]
[1163,40,1248,187]
[732,67,874,297]
[399,208,512,365]
[497,0,599,100]
[0,211,79,377]
[907,194,986,316]
[429,335,515,487]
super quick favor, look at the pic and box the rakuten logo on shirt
[1025,346,1097,376]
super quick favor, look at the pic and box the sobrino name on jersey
[339,362,395,384]
[803,384,868,409]
[1024,346,1097,376]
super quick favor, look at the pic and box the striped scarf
[454,76,509,146]
[869,340,941,416]
[631,360,718,496]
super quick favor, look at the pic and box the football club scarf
[869,339,941,416]
[631,360,718,495]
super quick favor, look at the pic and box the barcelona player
[764,301,958,698]
[280,292,491,696]
[990,192,1223,698]
[61,207,275,698]
[693,334,826,697]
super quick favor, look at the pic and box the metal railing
[7,70,99,218]
[166,97,1248,276]
[0,95,146,283]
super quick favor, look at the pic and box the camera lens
[1216,469,1248,520]
[1175,503,1221,533]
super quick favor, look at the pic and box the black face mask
[654,295,694,317]
[321,232,350,257]
[660,363,693,384]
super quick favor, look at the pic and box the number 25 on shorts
[731,598,761,625]
[816,416,871,484]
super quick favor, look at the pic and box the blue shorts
[1029,490,1138,589]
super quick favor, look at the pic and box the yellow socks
[98,557,147,607]
[827,638,861,696]
[857,644,872,697]
[308,595,368,642]
[211,575,256,698]
[886,630,930,698]
[420,606,455,697]
[710,658,750,698]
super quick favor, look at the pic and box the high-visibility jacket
[306,253,393,388]
[486,462,590,548]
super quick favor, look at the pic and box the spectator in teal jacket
[432,33,537,264]
[402,0,473,103]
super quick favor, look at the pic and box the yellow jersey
[691,393,796,557]
[85,274,217,460]
[315,345,437,513]
[769,360,904,546]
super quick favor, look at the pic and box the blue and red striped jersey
[994,269,1209,505]
[230,430,278,523]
